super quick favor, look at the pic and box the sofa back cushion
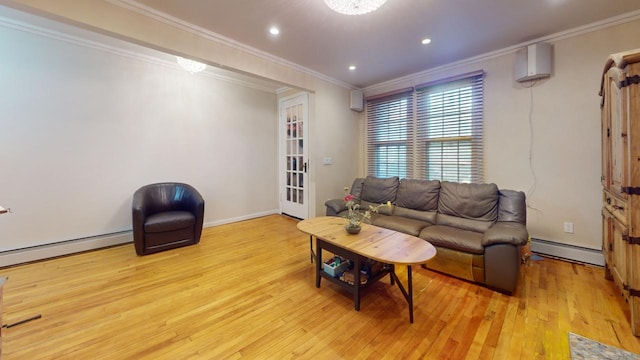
[360,176,399,216]
[361,176,399,203]
[438,181,499,222]
[395,179,440,211]
[498,189,527,225]
[349,178,365,200]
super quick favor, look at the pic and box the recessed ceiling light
[269,26,280,36]
[349,65,356,71]
[421,38,432,45]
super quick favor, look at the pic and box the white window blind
[366,89,414,179]
[365,71,484,183]
[416,72,484,183]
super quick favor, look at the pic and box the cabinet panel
[629,237,640,334]
[603,190,629,226]
[629,62,640,190]
[611,213,629,298]
[602,209,613,280]
[603,208,629,297]
[602,78,612,189]
[608,69,630,198]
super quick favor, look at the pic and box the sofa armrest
[482,221,528,247]
[325,199,347,216]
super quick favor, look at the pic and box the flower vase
[345,223,361,234]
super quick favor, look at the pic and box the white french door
[279,93,309,219]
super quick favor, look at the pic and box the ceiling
[125,0,640,89]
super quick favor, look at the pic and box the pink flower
[344,194,355,202]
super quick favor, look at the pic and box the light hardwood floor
[1,214,639,359]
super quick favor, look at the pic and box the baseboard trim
[531,238,604,266]
[0,209,280,268]
[0,232,133,268]
[203,209,279,228]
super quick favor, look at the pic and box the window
[366,71,484,183]
[416,73,484,183]
[365,90,414,179]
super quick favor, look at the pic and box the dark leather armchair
[132,182,205,256]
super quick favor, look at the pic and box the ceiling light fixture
[176,56,206,74]
[323,0,388,15]
[421,38,432,45]
[269,26,280,35]
[349,65,356,71]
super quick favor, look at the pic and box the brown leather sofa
[325,176,528,294]
[132,182,205,256]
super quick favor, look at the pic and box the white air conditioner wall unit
[515,43,552,82]
[350,90,364,112]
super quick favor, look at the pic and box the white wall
[0,2,361,259]
[364,18,640,250]
[0,12,278,251]
[308,82,361,216]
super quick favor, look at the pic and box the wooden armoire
[601,48,640,335]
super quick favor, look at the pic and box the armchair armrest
[482,221,528,247]
[325,199,347,215]
[132,190,151,256]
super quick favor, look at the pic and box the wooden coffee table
[297,216,436,323]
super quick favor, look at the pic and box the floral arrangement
[344,194,392,228]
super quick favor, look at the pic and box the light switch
[323,157,333,165]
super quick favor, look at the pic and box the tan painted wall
[364,19,640,249]
[0,0,361,219]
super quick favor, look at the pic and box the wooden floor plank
[1,214,639,359]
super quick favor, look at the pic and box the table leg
[354,256,361,311]
[315,241,322,288]
[390,264,395,285]
[309,235,315,263]
[407,265,413,323]
[390,264,415,323]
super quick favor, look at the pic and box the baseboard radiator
[531,238,604,266]
[0,232,133,268]
[0,210,279,268]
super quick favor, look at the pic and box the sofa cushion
[437,214,493,233]
[482,222,529,246]
[372,214,432,237]
[145,211,195,233]
[498,189,527,225]
[361,176,399,204]
[419,225,484,255]
[396,179,440,211]
[438,181,498,222]
[325,199,347,216]
[360,200,394,216]
[393,206,437,224]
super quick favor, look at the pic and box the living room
[1,0,640,358]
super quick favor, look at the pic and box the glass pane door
[280,93,308,219]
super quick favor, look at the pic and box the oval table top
[297,216,436,265]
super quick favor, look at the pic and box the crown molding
[0,11,167,68]
[364,9,640,94]
[0,9,280,93]
[276,87,294,95]
[105,0,354,90]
